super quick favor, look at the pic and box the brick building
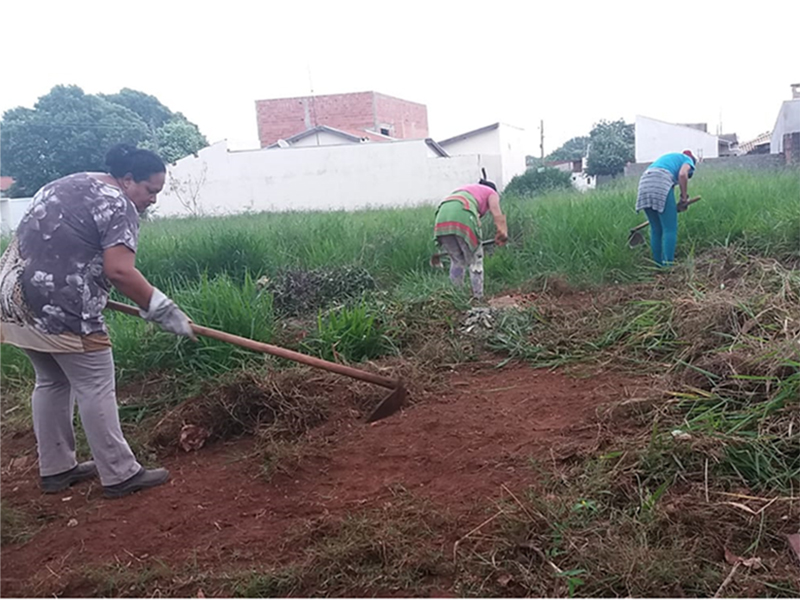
[255,91,429,147]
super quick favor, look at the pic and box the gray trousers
[24,348,141,486]
[438,234,484,298]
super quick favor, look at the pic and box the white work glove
[140,288,197,341]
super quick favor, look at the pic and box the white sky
[1,0,796,155]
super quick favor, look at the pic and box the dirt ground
[1,362,653,597]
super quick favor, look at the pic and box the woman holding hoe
[635,149,699,267]
[0,144,195,499]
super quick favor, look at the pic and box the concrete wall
[255,91,429,147]
[0,197,33,235]
[438,124,526,191]
[635,115,719,163]
[439,127,502,186]
[154,139,502,218]
[623,153,787,179]
[770,100,800,153]
[497,124,528,193]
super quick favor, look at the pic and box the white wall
[439,127,502,179]
[635,115,719,163]
[571,172,596,192]
[0,197,33,235]
[155,139,502,218]
[496,124,527,190]
[438,124,527,191]
[770,100,800,153]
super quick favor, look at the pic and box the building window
[380,127,390,136]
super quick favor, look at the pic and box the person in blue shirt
[635,150,697,267]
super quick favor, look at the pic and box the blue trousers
[644,188,678,267]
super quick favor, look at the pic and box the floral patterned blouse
[0,173,139,353]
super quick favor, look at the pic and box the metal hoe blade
[628,229,646,248]
[366,385,406,423]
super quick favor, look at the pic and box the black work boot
[40,461,98,493]
[103,467,170,499]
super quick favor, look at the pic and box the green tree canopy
[1,85,209,197]
[585,119,634,177]
[505,167,573,198]
[546,135,590,163]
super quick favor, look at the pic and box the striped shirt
[635,168,674,213]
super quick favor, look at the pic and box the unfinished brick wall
[784,132,800,165]
[373,93,428,139]
[255,91,428,147]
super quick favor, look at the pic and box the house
[770,83,800,155]
[437,122,527,191]
[255,91,429,147]
[545,159,583,174]
[635,115,720,162]
[544,158,596,192]
[266,125,396,148]
[739,131,772,155]
[718,133,739,157]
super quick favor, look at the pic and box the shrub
[504,167,573,198]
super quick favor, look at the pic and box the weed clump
[262,266,375,316]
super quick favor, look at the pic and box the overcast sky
[2,0,796,155]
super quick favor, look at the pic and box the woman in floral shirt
[1,144,194,498]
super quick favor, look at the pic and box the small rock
[67,518,78,527]
[671,429,692,441]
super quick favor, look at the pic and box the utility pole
[308,64,320,146]
[539,119,544,161]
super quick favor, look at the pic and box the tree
[146,117,208,164]
[585,119,634,177]
[546,136,590,162]
[100,89,209,162]
[99,88,173,130]
[525,155,544,169]
[1,86,150,196]
[504,167,573,198]
[1,85,209,197]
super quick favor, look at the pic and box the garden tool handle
[632,196,702,231]
[105,300,398,390]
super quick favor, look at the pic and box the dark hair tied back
[478,178,498,192]
[105,143,166,182]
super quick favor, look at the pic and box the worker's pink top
[455,184,496,217]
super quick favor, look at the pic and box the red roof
[0,176,14,192]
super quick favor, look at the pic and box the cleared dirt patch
[0,362,650,597]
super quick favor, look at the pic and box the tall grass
[1,169,797,386]
[108,272,274,382]
[132,169,800,291]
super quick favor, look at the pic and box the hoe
[106,301,405,423]
[627,196,701,248]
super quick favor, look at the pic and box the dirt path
[1,362,651,596]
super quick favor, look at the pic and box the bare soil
[0,362,654,597]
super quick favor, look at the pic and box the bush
[264,265,376,316]
[504,167,573,198]
[302,301,397,363]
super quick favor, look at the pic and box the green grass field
[1,168,798,597]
